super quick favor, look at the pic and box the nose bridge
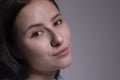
[52,29,63,42]
[50,28,64,47]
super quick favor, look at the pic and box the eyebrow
[24,13,61,34]
[51,13,61,21]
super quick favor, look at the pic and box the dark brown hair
[0,0,60,80]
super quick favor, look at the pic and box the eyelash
[31,19,63,38]
[53,19,63,26]
[32,31,43,38]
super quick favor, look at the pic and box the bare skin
[14,0,72,80]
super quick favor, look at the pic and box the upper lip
[53,46,69,56]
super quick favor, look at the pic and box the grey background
[56,0,120,80]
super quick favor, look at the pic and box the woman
[0,0,72,80]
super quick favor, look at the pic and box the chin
[58,54,72,69]
[61,48,72,69]
[61,61,72,69]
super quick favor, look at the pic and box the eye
[53,19,63,26]
[32,31,43,37]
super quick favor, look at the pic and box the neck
[27,70,56,80]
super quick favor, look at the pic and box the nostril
[51,40,61,47]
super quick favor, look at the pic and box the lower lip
[54,47,69,57]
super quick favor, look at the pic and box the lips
[53,46,69,56]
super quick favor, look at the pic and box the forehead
[21,0,57,15]
[14,0,59,30]
[15,0,58,21]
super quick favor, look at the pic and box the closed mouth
[53,46,69,56]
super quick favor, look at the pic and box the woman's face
[14,0,72,72]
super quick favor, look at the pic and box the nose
[50,31,63,48]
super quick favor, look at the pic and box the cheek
[20,39,59,71]
[61,24,71,41]
[20,38,50,60]
[21,40,51,69]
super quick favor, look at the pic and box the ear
[7,43,24,60]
